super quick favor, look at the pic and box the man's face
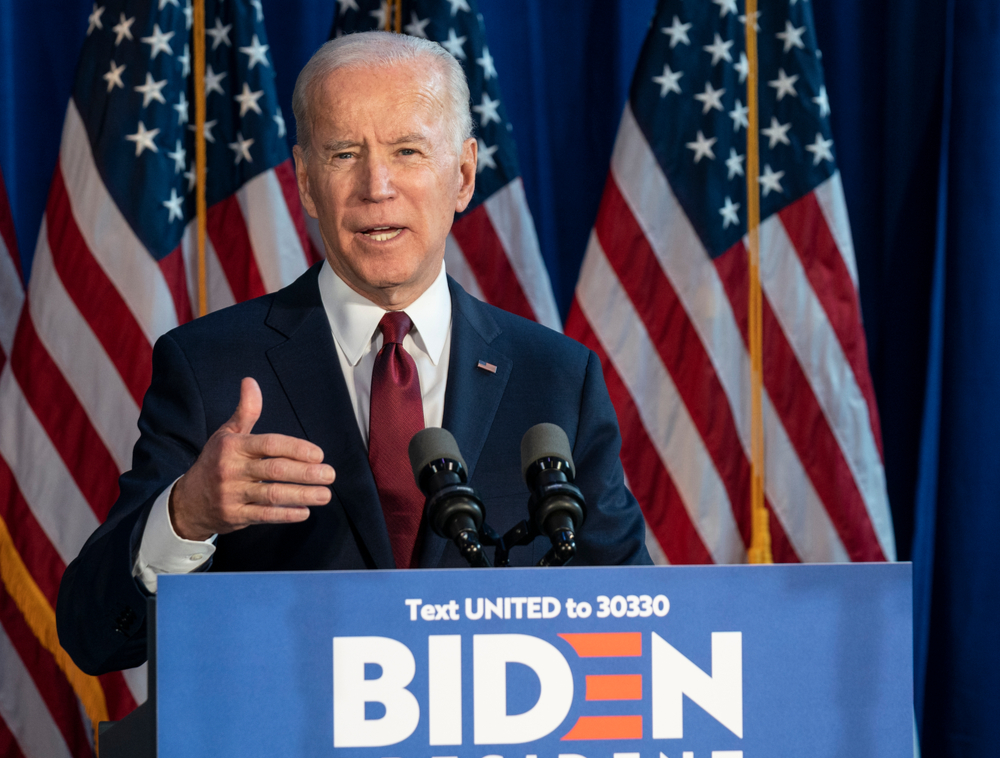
[293,61,477,309]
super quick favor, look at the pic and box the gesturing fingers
[239,432,326,464]
[243,480,332,508]
[242,457,335,487]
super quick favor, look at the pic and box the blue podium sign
[156,564,912,758]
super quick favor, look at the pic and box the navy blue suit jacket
[57,263,650,675]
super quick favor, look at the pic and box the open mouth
[361,226,403,242]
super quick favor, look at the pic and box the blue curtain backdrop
[1,0,997,753]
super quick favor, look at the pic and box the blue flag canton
[74,0,289,260]
[331,0,520,216]
[630,0,836,258]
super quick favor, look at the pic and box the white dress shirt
[133,261,453,592]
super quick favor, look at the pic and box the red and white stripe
[568,103,895,565]
[0,97,316,755]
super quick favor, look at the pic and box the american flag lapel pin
[477,360,498,374]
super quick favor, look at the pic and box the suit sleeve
[571,350,653,566]
[56,332,209,675]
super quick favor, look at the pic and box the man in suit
[57,31,650,677]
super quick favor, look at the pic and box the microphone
[408,428,491,568]
[520,423,587,566]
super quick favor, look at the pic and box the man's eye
[399,148,417,156]
[336,152,354,160]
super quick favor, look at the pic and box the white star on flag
[141,24,174,58]
[167,140,186,173]
[158,0,179,9]
[661,16,691,48]
[189,118,218,143]
[758,164,785,196]
[404,12,431,38]
[442,28,467,59]
[274,108,286,138]
[339,0,359,14]
[369,1,388,28]
[126,121,159,156]
[769,68,800,100]
[103,60,126,92]
[719,196,740,228]
[725,147,745,179]
[477,46,497,80]
[250,0,263,21]
[805,132,835,164]
[204,65,227,96]
[652,64,682,97]
[234,82,264,117]
[207,18,233,49]
[239,34,270,68]
[703,33,734,65]
[112,13,134,45]
[184,163,197,191]
[174,91,189,124]
[229,132,255,164]
[184,0,193,28]
[476,139,498,173]
[813,85,831,117]
[473,92,502,126]
[686,130,717,162]
[178,44,191,77]
[734,52,749,83]
[87,4,105,35]
[739,10,761,31]
[694,81,725,114]
[729,99,748,131]
[762,116,792,148]
[712,0,738,17]
[134,73,168,107]
[776,20,807,52]
[448,0,471,14]
[163,188,184,221]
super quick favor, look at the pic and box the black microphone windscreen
[408,427,466,481]
[520,423,575,481]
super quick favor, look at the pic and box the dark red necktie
[368,311,426,568]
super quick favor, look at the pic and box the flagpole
[394,0,402,33]
[193,0,208,318]
[744,0,772,564]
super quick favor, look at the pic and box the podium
[99,563,913,757]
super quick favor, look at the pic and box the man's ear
[293,144,319,219]
[455,137,477,213]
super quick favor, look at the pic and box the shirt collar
[317,260,452,366]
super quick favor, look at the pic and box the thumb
[224,377,262,435]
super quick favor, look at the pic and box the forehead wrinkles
[312,63,450,146]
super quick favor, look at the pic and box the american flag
[0,0,317,753]
[566,0,896,565]
[331,0,561,330]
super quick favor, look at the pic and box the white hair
[292,31,474,156]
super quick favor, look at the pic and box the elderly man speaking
[56,31,650,677]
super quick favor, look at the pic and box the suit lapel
[420,279,512,568]
[264,266,396,569]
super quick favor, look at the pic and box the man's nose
[359,156,395,202]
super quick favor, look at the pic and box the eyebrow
[322,139,359,153]
[390,133,429,145]
[321,134,430,153]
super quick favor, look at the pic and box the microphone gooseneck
[520,423,587,566]
[408,428,491,568]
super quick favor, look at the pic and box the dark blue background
[1,0,996,753]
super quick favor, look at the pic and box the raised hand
[169,377,335,541]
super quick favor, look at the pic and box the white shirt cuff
[133,478,216,594]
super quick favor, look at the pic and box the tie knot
[378,311,413,345]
